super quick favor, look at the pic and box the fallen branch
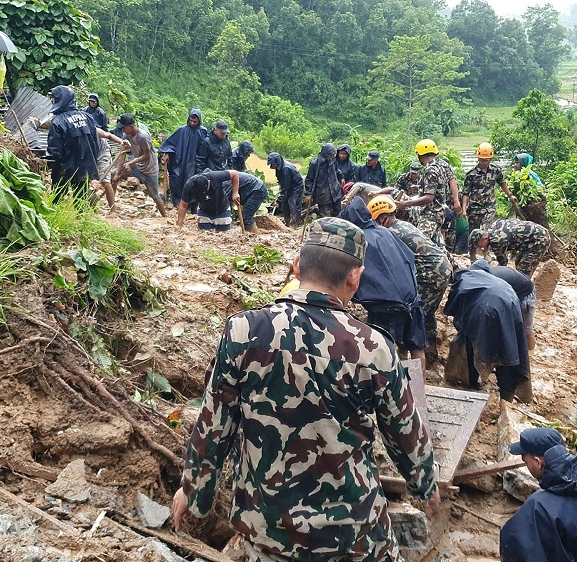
[0,458,58,481]
[452,500,502,528]
[0,335,54,356]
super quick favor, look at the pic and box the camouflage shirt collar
[277,289,346,311]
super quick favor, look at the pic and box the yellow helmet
[476,142,494,158]
[367,195,397,220]
[415,139,439,156]
[278,278,300,297]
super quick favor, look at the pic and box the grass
[199,248,232,265]
[44,195,145,256]
[0,249,31,326]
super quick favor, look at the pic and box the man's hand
[232,193,241,205]
[395,200,408,210]
[304,195,311,205]
[120,140,131,149]
[453,202,462,214]
[123,162,133,174]
[509,194,518,203]
[273,201,280,208]
[172,487,189,531]
[425,488,441,520]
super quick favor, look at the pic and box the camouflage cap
[304,217,366,262]
[468,228,484,250]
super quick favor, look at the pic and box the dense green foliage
[0,0,99,92]
[447,0,570,102]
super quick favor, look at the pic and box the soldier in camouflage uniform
[173,217,440,562]
[394,162,421,196]
[369,196,452,367]
[469,218,551,278]
[462,142,516,254]
[396,139,461,248]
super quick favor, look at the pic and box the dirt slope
[0,184,576,562]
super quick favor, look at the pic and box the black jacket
[228,140,253,172]
[336,144,357,183]
[268,152,303,205]
[195,129,232,174]
[304,145,343,205]
[159,108,207,186]
[357,161,387,188]
[47,86,99,185]
[82,93,108,131]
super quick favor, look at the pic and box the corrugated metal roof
[4,86,52,155]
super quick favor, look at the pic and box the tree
[0,0,99,92]
[369,34,469,140]
[491,89,574,170]
[524,4,570,91]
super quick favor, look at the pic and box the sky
[446,0,572,18]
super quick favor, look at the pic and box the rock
[45,459,91,503]
[136,492,170,529]
[137,539,189,561]
[502,467,539,502]
[389,503,429,549]
[20,546,45,562]
[534,259,560,301]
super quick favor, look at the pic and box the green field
[557,59,577,100]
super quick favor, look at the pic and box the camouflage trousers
[419,266,452,346]
[467,208,496,232]
[510,231,551,277]
[417,215,444,248]
[245,540,399,562]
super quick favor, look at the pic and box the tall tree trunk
[144,19,162,84]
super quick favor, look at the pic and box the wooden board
[425,385,488,484]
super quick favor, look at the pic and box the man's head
[49,85,76,114]
[238,140,254,158]
[188,108,201,128]
[320,143,337,162]
[118,113,137,135]
[267,152,282,170]
[509,427,565,479]
[476,142,493,170]
[214,119,229,139]
[188,174,210,198]
[469,228,489,252]
[366,149,380,168]
[367,195,396,226]
[337,144,351,161]
[514,152,533,170]
[88,93,99,107]
[295,217,366,303]
[415,139,438,165]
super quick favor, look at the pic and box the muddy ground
[0,166,576,561]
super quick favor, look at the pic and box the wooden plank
[402,358,430,429]
[454,459,526,482]
[0,485,80,536]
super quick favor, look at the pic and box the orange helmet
[367,195,397,220]
[476,142,494,159]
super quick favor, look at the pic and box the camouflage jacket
[419,157,452,220]
[463,163,504,212]
[388,219,452,284]
[181,289,438,560]
[488,219,550,261]
[395,172,420,196]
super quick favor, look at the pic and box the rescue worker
[336,143,358,183]
[394,161,421,196]
[356,149,387,188]
[195,119,232,174]
[177,169,240,230]
[500,427,577,562]
[512,152,552,230]
[340,197,427,373]
[469,218,551,278]
[159,108,207,206]
[223,171,267,233]
[268,152,303,227]
[396,139,461,248]
[114,113,167,217]
[444,265,530,402]
[172,216,440,562]
[462,142,516,254]
[82,93,108,131]
[370,195,452,368]
[47,85,99,203]
[228,140,254,172]
[341,182,392,208]
[304,143,344,217]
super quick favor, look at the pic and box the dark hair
[299,245,361,288]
